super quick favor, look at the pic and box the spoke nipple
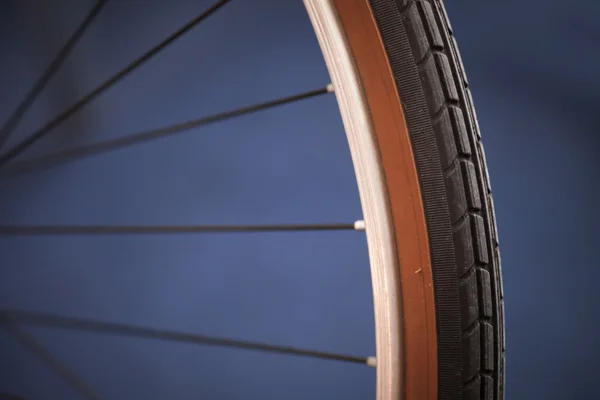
[366,356,377,368]
[326,83,334,93]
[354,220,365,231]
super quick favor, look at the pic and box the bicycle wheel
[0,1,504,400]
[307,1,504,399]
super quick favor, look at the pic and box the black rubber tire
[368,1,505,399]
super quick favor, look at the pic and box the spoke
[2,318,101,400]
[0,0,108,153]
[0,0,232,169]
[1,310,375,367]
[1,85,334,176]
[0,221,364,236]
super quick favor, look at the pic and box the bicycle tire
[307,1,504,399]
[1,1,505,399]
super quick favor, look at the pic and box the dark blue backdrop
[0,1,598,399]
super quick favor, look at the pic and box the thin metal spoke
[0,221,364,236]
[1,310,375,367]
[0,0,108,153]
[1,85,334,176]
[2,318,101,400]
[0,0,231,169]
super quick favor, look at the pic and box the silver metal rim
[304,1,404,399]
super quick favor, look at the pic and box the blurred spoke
[0,0,108,153]
[2,318,101,400]
[1,86,333,176]
[0,0,232,169]
[1,310,374,367]
[0,222,362,236]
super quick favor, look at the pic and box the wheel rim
[305,1,403,399]
[306,1,440,399]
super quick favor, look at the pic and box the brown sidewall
[332,1,438,399]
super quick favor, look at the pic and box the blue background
[0,0,598,399]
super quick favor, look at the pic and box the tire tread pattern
[371,1,505,399]
[404,1,504,398]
